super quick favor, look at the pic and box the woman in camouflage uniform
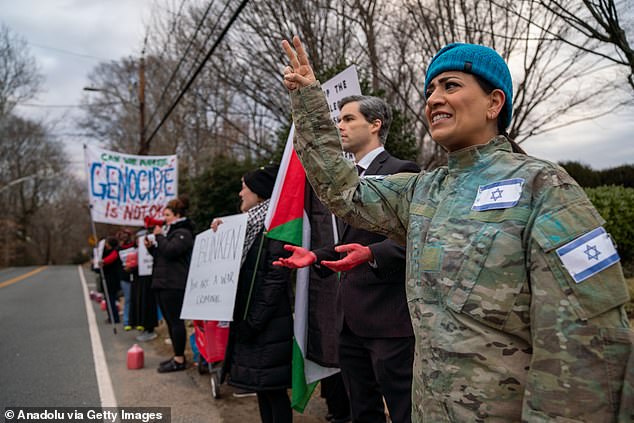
[281,36,633,422]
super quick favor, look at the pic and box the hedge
[585,186,634,270]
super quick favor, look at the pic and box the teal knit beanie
[424,43,513,130]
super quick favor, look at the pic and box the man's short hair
[338,95,392,143]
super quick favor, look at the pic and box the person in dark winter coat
[211,165,294,423]
[145,197,194,373]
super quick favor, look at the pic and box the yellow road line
[0,266,48,289]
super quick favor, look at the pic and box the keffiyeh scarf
[242,199,270,265]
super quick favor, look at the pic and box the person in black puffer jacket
[212,165,294,423]
[145,196,194,373]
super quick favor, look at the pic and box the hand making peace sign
[281,36,316,91]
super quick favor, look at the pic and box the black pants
[338,323,414,423]
[155,288,186,356]
[256,389,292,423]
[137,275,158,331]
[321,373,350,420]
[129,276,140,327]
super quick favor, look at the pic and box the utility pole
[138,53,147,155]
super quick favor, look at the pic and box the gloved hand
[321,243,373,272]
[272,245,317,268]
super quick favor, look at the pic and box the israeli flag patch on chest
[471,178,525,211]
[556,227,620,283]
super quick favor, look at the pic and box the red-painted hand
[272,245,317,269]
[321,243,373,272]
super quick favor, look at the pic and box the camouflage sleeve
[291,82,418,245]
[523,169,634,422]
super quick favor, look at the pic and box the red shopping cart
[193,320,230,398]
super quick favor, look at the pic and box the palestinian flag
[265,66,361,412]
[265,127,338,412]
[266,126,304,246]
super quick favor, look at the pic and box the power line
[145,0,188,84]
[149,0,233,129]
[145,0,250,146]
[144,0,217,130]
[179,0,233,89]
[27,41,108,61]
[51,132,97,137]
[16,102,119,109]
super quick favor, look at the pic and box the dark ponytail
[508,138,526,154]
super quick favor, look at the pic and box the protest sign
[118,247,135,265]
[321,65,362,124]
[84,145,178,226]
[92,239,105,270]
[180,213,248,321]
[137,234,153,276]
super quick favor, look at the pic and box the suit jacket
[313,150,420,338]
[306,184,342,367]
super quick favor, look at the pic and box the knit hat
[424,43,513,130]
[243,165,279,200]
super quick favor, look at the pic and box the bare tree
[80,58,142,153]
[102,0,355,173]
[0,24,88,266]
[79,0,631,177]
[398,0,629,151]
[79,54,200,161]
[29,177,91,265]
[202,0,352,156]
[538,0,634,91]
[0,24,43,117]
[79,1,278,178]
[0,115,69,265]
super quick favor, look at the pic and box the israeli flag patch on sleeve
[556,227,620,283]
[472,178,525,211]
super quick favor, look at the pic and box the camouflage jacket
[290,82,634,422]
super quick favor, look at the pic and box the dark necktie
[356,165,364,176]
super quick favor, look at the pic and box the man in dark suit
[275,95,420,423]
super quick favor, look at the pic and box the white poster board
[320,65,362,123]
[137,234,154,276]
[92,239,105,270]
[180,213,248,321]
[118,247,135,266]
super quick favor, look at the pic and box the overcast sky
[3,0,633,173]
[2,0,154,174]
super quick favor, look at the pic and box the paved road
[0,266,101,407]
[0,265,328,423]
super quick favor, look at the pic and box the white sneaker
[136,331,158,342]
[232,389,256,398]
